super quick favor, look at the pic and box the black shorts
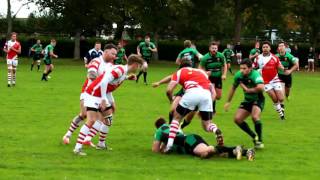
[33,54,42,61]
[143,57,151,64]
[184,134,208,155]
[278,74,292,88]
[239,98,265,113]
[209,76,222,89]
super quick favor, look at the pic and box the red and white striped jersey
[85,65,128,98]
[254,53,281,84]
[81,56,113,93]
[171,67,211,91]
[4,40,20,59]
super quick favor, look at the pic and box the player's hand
[152,82,160,88]
[127,74,137,80]
[222,75,226,80]
[239,83,249,92]
[224,102,231,112]
[55,55,58,58]
[100,100,107,111]
[284,70,291,75]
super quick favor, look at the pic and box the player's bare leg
[234,109,257,145]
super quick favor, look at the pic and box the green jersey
[115,47,126,65]
[31,43,43,54]
[233,70,264,102]
[44,44,54,61]
[249,48,260,58]
[222,48,234,62]
[154,124,185,153]
[138,42,156,59]
[275,52,298,75]
[177,47,200,68]
[200,52,226,77]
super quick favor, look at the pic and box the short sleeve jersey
[138,42,156,58]
[200,52,226,77]
[177,47,200,68]
[233,70,264,102]
[171,67,211,91]
[222,48,234,61]
[44,44,54,61]
[31,43,43,54]
[154,124,185,153]
[249,48,261,59]
[4,40,21,59]
[275,52,298,75]
[254,53,281,84]
[115,47,126,65]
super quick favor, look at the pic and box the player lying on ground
[152,117,255,161]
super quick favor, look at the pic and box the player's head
[11,32,17,41]
[278,41,286,53]
[309,47,313,51]
[117,41,123,48]
[179,57,192,69]
[209,41,219,55]
[255,41,260,48]
[145,35,151,44]
[50,39,56,46]
[227,43,231,49]
[103,43,118,63]
[127,54,144,73]
[184,40,192,48]
[36,39,41,44]
[262,41,271,54]
[155,117,166,129]
[95,41,101,50]
[240,58,253,75]
[237,41,240,45]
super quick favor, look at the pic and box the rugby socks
[229,67,233,74]
[85,120,101,142]
[273,103,284,116]
[7,72,12,85]
[237,122,256,139]
[254,120,262,142]
[136,71,143,83]
[98,124,109,146]
[180,119,190,129]
[37,65,40,71]
[75,124,90,150]
[41,73,47,81]
[167,120,180,148]
[12,71,16,85]
[143,72,147,83]
[206,123,218,133]
[65,115,84,137]
[47,70,52,76]
[31,64,34,71]
[168,111,173,123]
[212,101,216,114]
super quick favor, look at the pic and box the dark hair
[104,43,118,51]
[240,58,253,68]
[209,41,219,47]
[262,41,271,47]
[184,40,192,48]
[278,41,285,46]
[95,41,101,44]
[155,117,166,129]
[179,57,192,68]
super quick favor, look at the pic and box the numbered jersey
[171,67,211,91]
[254,53,281,84]
[4,40,20,59]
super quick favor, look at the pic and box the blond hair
[127,54,144,66]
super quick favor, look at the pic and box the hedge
[0,37,317,67]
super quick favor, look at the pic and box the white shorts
[264,82,282,92]
[80,93,86,101]
[308,59,314,63]
[7,59,18,66]
[83,93,114,109]
[179,88,213,112]
[236,53,242,57]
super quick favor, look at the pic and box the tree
[6,0,31,37]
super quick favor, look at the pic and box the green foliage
[0,58,320,179]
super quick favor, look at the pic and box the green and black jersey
[275,52,298,75]
[177,47,200,68]
[200,52,226,77]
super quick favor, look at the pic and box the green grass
[0,58,319,180]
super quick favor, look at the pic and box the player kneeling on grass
[152,117,255,161]
[73,54,144,156]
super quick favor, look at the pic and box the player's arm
[166,81,178,103]
[240,83,264,93]
[11,44,21,54]
[222,55,227,80]
[224,85,237,112]
[149,43,157,52]
[100,74,115,111]
[276,57,284,71]
[137,45,141,56]
[199,58,210,76]
[3,43,8,53]
[31,45,36,52]
[152,75,172,88]
[286,57,299,75]
[50,49,58,58]
[152,140,162,153]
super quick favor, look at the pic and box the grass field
[0,57,319,180]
